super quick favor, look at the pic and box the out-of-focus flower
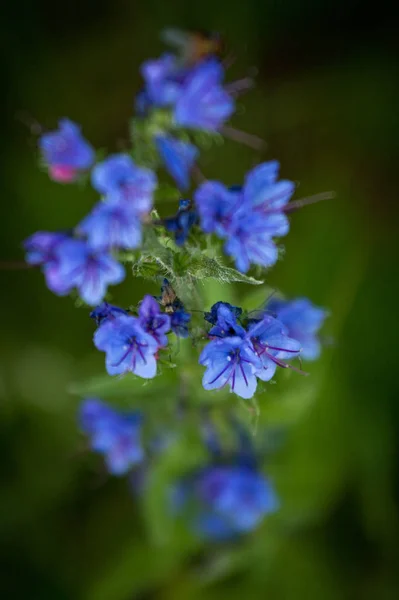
[194,162,295,273]
[94,315,159,377]
[174,59,234,131]
[78,201,142,251]
[91,154,156,216]
[50,238,125,305]
[266,297,328,360]
[79,398,144,475]
[155,135,199,191]
[39,119,94,182]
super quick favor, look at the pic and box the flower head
[79,398,144,475]
[94,315,159,377]
[199,336,261,399]
[138,295,171,347]
[50,238,125,305]
[78,201,142,251]
[248,315,302,381]
[266,297,328,360]
[39,119,94,182]
[91,154,156,216]
[155,135,198,191]
[90,302,129,326]
[163,198,198,245]
[174,59,234,131]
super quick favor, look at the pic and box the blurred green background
[1,1,398,598]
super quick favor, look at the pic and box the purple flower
[248,315,302,381]
[207,303,246,339]
[266,297,328,360]
[94,315,159,378]
[90,302,129,326]
[23,231,68,266]
[79,398,144,475]
[199,336,261,399]
[195,465,278,537]
[78,201,142,251]
[50,238,125,305]
[140,53,184,108]
[174,59,234,131]
[194,162,295,273]
[91,154,156,216]
[138,295,171,347]
[171,416,278,540]
[223,212,286,273]
[194,181,240,236]
[163,198,198,245]
[155,135,199,191]
[39,119,94,182]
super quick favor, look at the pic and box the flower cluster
[79,396,278,540]
[200,301,303,399]
[25,140,157,304]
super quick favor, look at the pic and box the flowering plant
[23,29,331,542]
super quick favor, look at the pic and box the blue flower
[91,154,156,216]
[163,198,198,245]
[194,162,295,273]
[90,302,129,326]
[23,231,68,266]
[94,315,159,377]
[39,119,94,182]
[204,301,242,325]
[266,297,328,360]
[170,308,191,338]
[206,302,246,338]
[194,466,278,538]
[138,295,171,347]
[78,201,142,251]
[199,336,261,399]
[139,53,184,108]
[223,212,286,273]
[171,417,278,540]
[174,59,234,131]
[194,181,240,236]
[155,135,198,191]
[50,238,125,305]
[79,398,144,475]
[248,315,302,381]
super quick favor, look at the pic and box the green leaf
[183,251,264,285]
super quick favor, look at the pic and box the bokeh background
[1,1,398,598]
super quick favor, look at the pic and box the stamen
[220,125,265,151]
[282,191,336,214]
[224,77,254,96]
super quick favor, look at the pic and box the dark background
[1,1,399,598]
